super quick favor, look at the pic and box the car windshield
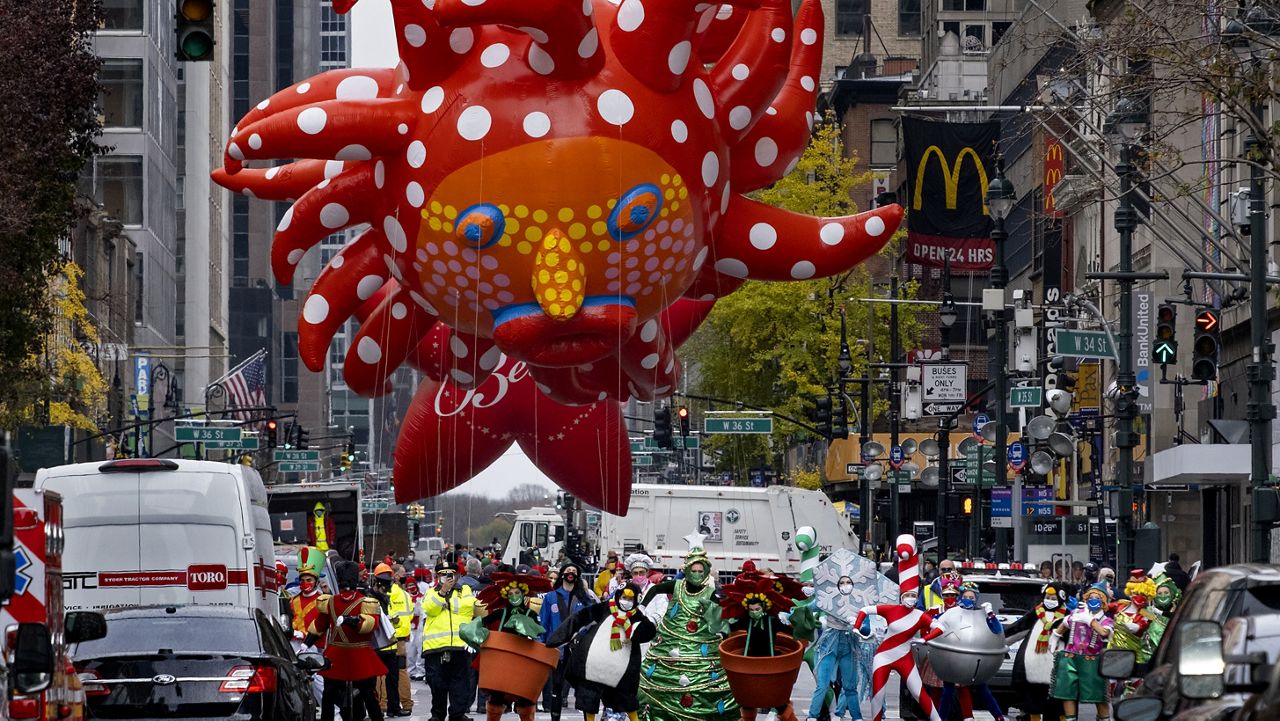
[74,615,262,658]
[971,580,1042,617]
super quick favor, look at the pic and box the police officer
[423,563,477,721]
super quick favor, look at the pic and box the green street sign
[279,461,322,473]
[203,437,260,450]
[1009,386,1043,408]
[889,470,914,483]
[361,500,391,512]
[678,436,700,449]
[176,426,243,443]
[273,449,321,462]
[630,440,645,453]
[1056,329,1117,360]
[1153,339,1177,365]
[633,455,654,467]
[704,417,773,434]
[641,435,702,450]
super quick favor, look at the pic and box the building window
[898,0,921,37]
[992,22,1012,46]
[99,59,144,128]
[133,251,145,326]
[836,0,868,36]
[95,156,144,226]
[282,332,299,402]
[943,0,985,9]
[870,120,897,167]
[102,0,144,30]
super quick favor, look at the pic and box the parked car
[72,605,323,720]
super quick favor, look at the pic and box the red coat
[308,592,388,681]
[291,591,327,649]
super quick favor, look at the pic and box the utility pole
[1246,113,1275,562]
[936,262,958,563]
[889,276,902,538]
[984,162,1015,560]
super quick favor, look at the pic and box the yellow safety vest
[390,583,413,640]
[313,515,329,551]
[421,584,475,652]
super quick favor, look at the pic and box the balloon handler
[921,581,1006,721]
[1051,583,1114,721]
[545,583,658,721]
[459,572,555,721]
[305,559,388,721]
[710,574,810,721]
[1002,584,1068,721]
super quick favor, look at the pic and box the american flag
[223,350,267,420]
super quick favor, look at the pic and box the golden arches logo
[1046,142,1064,162]
[912,146,989,215]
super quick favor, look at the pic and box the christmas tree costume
[1139,574,1181,663]
[1004,584,1068,721]
[1051,583,1113,721]
[719,575,802,721]
[461,572,553,721]
[638,535,737,721]
[548,583,657,721]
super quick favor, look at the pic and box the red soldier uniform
[308,560,388,721]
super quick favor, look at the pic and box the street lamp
[979,160,1015,559]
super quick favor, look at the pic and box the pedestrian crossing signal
[962,497,974,515]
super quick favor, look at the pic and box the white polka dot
[462,0,484,6]
[406,182,425,207]
[320,203,349,229]
[820,223,845,245]
[800,76,816,93]
[638,353,659,370]
[700,152,720,187]
[404,23,427,47]
[766,106,778,115]
[695,5,716,32]
[227,142,244,160]
[480,43,510,68]
[397,123,408,134]
[287,249,304,265]
[784,156,800,175]
[805,111,814,130]
[749,223,777,250]
[331,254,345,269]
[668,41,692,74]
[790,261,816,279]
[356,337,383,364]
[449,335,470,358]
[356,274,383,300]
[519,26,550,44]
[374,160,386,189]
[383,215,408,252]
[693,78,714,119]
[597,391,609,401]
[297,107,327,134]
[456,106,492,141]
[639,320,659,342]
[865,216,886,237]
[302,295,329,324]
[407,140,427,168]
[770,27,786,42]
[256,98,270,111]
[578,28,599,58]
[247,133,263,150]
[597,89,634,126]
[410,291,439,314]
[336,75,380,99]
[800,27,818,45]
[391,302,408,320]
[728,106,752,130]
[449,28,474,54]
[617,0,644,31]
[420,85,445,114]
[754,137,778,166]
[336,144,371,160]
[296,82,312,94]
[714,257,748,278]
[528,44,555,75]
[671,119,688,143]
[451,369,475,385]
[523,111,551,138]
[479,345,502,370]
[277,206,294,232]
[720,184,732,214]
[265,166,280,180]
[731,64,749,80]
[582,0,593,14]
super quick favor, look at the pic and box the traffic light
[831,398,849,441]
[265,419,279,449]
[677,406,691,437]
[813,395,833,439]
[963,497,974,515]
[654,407,673,448]
[340,441,355,471]
[1191,307,1221,382]
[296,425,310,450]
[175,0,216,61]
[1154,303,1178,365]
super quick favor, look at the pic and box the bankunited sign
[902,117,1001,272]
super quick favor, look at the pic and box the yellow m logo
[912,146,989,215]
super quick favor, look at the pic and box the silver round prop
[913,608,1007,685]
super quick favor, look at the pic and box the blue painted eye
[456,203,506,249]
[607,183,663,241]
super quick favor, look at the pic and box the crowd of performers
[279,534,1182,721]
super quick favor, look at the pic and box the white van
[34,458,280,619]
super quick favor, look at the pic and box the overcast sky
[349,3,556,499]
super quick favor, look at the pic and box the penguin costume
[1004,583,1068,721]
[546,583,656,721]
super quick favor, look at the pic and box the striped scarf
[608,599,634,651]
[1035,605,1065,653]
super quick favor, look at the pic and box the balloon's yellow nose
[532,229,585,320]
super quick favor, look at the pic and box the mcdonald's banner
[902,117,1000,271]
[1045,136,1064,218]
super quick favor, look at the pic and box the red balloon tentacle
[694,4,748,64]
[298,227,388,371]
[618,318,679,400]
[393,381,512,502]
[709,0,792,144]
[213,159,348,202]
[384,0,468,91]
[727,0,823,193]
[608,0,759,93]
[344,286,440,396]
[433,0,603,80]
[709,199,902,282]
[270,163,384,285]
[661,296,718,348]
[231,68,399,135]
[222,98,415,174]
[440,332,503,390]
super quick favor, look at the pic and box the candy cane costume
[853,535,941,721]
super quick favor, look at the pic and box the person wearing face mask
[290,547,328,704]
[920,559,961,611]
[305,560,388,721]
[1052,583,1114,721]
[807,575,867,721]
[539,562,597,721]
[546,584,656,721]
[852,535,941,721]
[715,577,801,721]
[923,583,1004,721]
[1139,573,1181,663]
[461,572,554,721]
[624,552,658,593]
[1004,584,1068,721]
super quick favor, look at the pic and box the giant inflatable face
[212,0,902,510]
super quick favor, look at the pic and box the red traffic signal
[677,405,691,437]
[676,406,689,419]
[1195,309,1219,332]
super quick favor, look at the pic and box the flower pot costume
[462,572,554,721]
[306,560,388,721]
[853,535,940,721]
[547,583,657,721]
[1051,583,1114,721]
[717,575,807,721]
[1004,584,1068,721]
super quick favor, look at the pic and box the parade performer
[290,547,328,703]
[1052,583,1114,721]
[461,572,553,721]
[1005,584,1068,721]
[638,533,737,721]
[717,576,801,721]
[306,560,388,721]
[547,583,658,721]
[853,535,941,721]
[1140,573,1181,662]
[807,576,868,721]
[1107,572,1154,654]
[539,561,596,721]
[924,582,1005,721]
[626,553,659,594]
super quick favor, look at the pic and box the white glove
[293,629,306,640]
[981,602,993,614]
[1124,621,1141,633]
[1151,607,1163,617]
[335,615,345,627]
[777,611,792,626]
[801,586,816,598]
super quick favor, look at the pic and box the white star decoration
[683,531,707,551]
[1149,561,1167,578]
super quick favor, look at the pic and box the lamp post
[981,162,1016,559]
[1104,96,1148,573]
[936,264,959,562]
